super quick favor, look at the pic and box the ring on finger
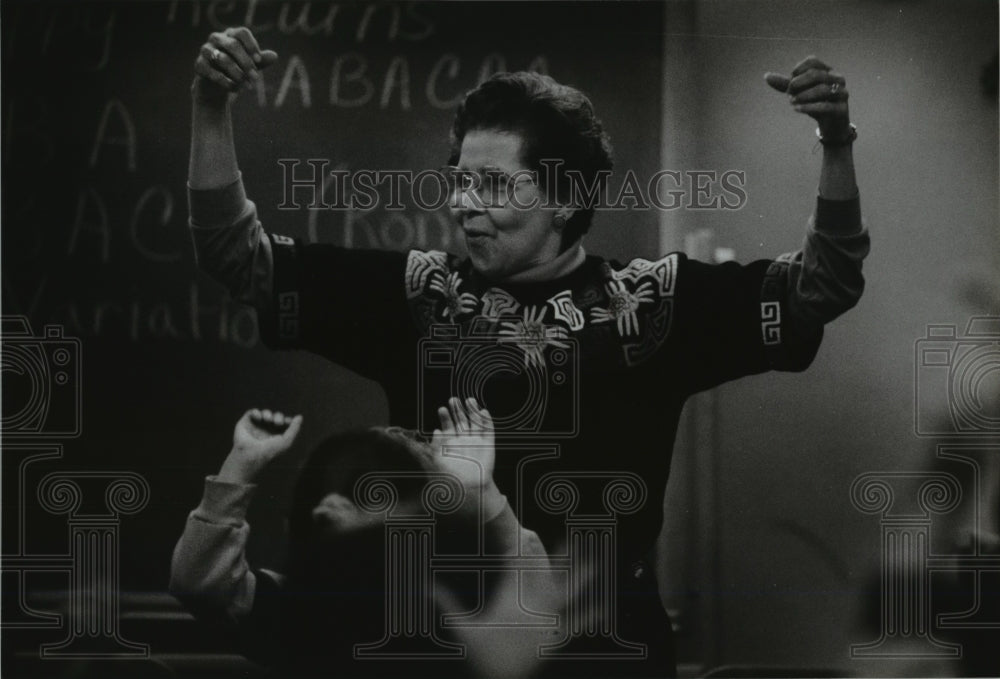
[830,82,840,95]
[211,49,223,64]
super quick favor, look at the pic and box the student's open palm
[430,397,494,490]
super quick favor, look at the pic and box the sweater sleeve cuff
[814,194,862,236]
[196,476,257,524]
[188,174,249,228]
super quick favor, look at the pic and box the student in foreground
[170,398,559,678]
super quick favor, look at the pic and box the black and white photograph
[2,1,998,677]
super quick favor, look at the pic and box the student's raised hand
[218,409,303,484]
[765,55,852,142]
[192,27,278,104]
[431,397,495,490]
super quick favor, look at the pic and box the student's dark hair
[286,429,427,565]
[278,429,429,672]
[450,71,614,247]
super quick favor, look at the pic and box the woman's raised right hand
[192,27,278,103]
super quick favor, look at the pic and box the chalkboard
[0,0,664,604]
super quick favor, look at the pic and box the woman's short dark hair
[450,71,614,246]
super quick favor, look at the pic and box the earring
[553,215,566,230]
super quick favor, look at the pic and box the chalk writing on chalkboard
[3,1,662,348]
[167,0,436,42]
[252,51,548,110]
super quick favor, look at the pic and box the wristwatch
[816,123,858,147]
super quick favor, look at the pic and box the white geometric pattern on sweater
[611,253,677,296]
[405,250,449,299]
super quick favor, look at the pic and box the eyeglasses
[439,165,538,208]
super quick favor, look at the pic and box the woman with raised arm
[187,27,869,678]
